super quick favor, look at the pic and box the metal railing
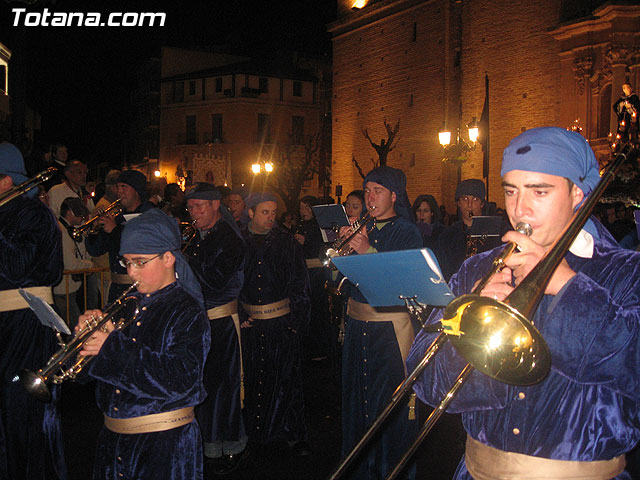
[58,267,110,327]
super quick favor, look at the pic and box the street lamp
[439,118,478,165]
[251,161,274,174]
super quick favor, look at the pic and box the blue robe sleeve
[89,302,210,401]
[0,199,62,287]
[540,255,640,398]
[408,251,510,412]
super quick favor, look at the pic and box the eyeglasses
[118,253,162,269]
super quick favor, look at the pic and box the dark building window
[186,115,196,144]
[292,116,305,145]
[174,81,184,102]
[211,114,223,142]
[259,77,268,93]
[0,65,5,93]
[257,114,272,143]
[215,77,222,92]
[293,81,302,97]
[412,22,417,42]
[189,80,196,95]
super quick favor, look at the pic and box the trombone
[18,282,140,403]
[0,167,57,207]
[331,143,640,480]
[71,198,122,241]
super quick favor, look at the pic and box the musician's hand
[476,267,513,302]
[100,214,117,233]
[240,317,255,329]
[348,228,370,254]
[76,310,115,357]
[338,225,351,238]
[294,233,305,245]
[502,230,576,295]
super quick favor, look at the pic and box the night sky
[0,0,336,167]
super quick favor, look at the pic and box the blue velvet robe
[87,282,210,480]
[408,218,640,479]
[85,201,154,303]
[184,217,245,445]
[239,226,311,444]
[0,196,67,480]
[342,215,422,480]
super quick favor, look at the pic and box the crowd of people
[1,126,640,480]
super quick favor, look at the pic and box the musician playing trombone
[0,143,68,479]
[78,209,210,479]
[408,127,640,479]
[340,166,422,479]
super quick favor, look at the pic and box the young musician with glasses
[78,209,210,480]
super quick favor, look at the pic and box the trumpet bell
[443,294,551,385]
[18,369,51,402]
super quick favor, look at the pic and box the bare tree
[266,132,326,214]
[362,119,400,166]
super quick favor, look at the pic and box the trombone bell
[443,294,550,385]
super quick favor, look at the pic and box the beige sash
[110,272,133,284]
[207,299,244,406]
[347,298,414,367]
[104,407,194,435]
[465,435,625,480]
[241,298,291,320]
[0,286,53,313]
[206,299,238,320]
[305,258,323,269]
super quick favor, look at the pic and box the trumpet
[180,220,198,252]
[18,282,140,403]
[71,198,122,241]
[0,167,57,207]
[319,207,376,267]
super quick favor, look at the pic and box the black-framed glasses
[118,253,162,269]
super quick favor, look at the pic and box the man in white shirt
[48,160,95,217]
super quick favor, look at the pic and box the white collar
[568,228,594,258]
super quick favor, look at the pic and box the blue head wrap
[120,209,204,308]
[246,192,279,210]
[501,127,600,197]
[0,143,28,186]
[363,166,413,221]
[501,126,602,236]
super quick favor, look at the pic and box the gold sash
[241,298,291,320]
[206,299,238,320]
[110,272,133,284]
[0,286,53,313]
[305,258,323,269]
[347,298,414,368]
[465,435,625,480]
[104,407,194,435]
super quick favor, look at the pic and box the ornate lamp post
[439,117,478,166]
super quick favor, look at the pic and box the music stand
[19,289,72,335]
[331,248,454,308]
[312,204,350,243]
[468,216,502,238]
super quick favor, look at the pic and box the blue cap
[0,143,27,185]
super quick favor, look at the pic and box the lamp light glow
[439,130,451,147]
[251,164,261,174]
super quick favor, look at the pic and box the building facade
[330,0,640,211]
[157,47,330,194]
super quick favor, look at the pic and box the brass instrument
[18,282,140,402]
[331,143,640,480]
[180,220,198,252]
[0,167,57,207]
[319,207,376,267]
[71,199,122,241]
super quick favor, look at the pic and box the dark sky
[0,0,336,167]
